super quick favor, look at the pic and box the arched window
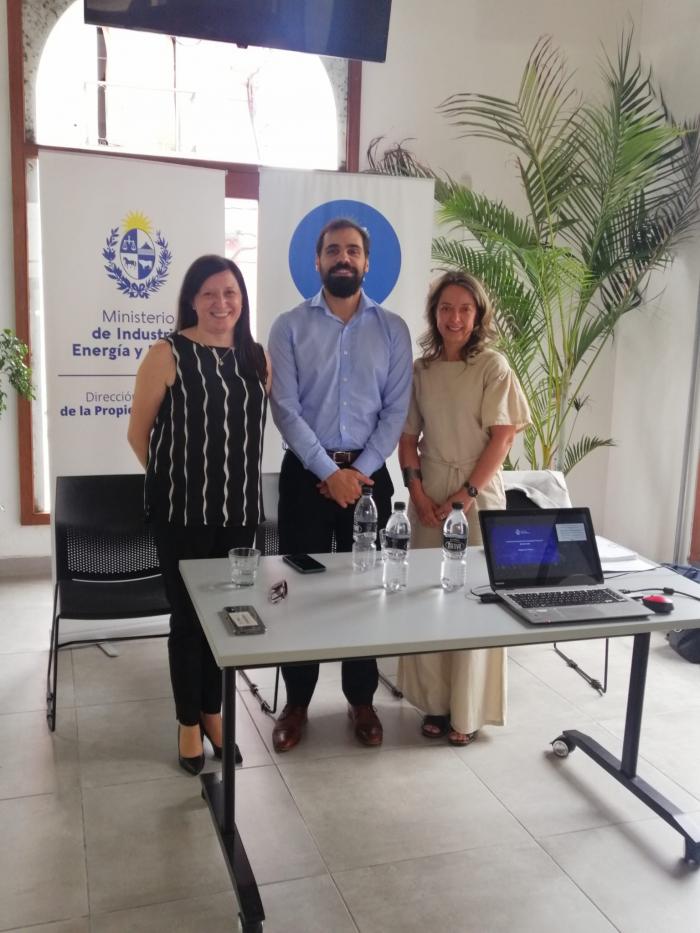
[35,2,341,168]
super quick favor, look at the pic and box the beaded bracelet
[402,466,423,487]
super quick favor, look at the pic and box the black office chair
[46,474,170,731]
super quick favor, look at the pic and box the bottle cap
[361,484,373,495]
[451,502,463,509]
[393,501,406,510]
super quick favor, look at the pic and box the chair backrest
[502,470,572,510]
[256,472,280,556]
[254,470,338,556]
[260,471,279,523]
[505,488,539,510]
[54,474,161,582]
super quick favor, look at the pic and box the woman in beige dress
[397,271,530,746]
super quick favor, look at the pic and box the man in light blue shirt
[268,217,412,752]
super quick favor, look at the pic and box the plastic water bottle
[441,502,468,592]
[382,501,411,592]
[352,485,378,572]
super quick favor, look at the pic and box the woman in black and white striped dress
[128,255,270,775]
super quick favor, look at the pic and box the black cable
[470,585,502,603]
[619,586,700,602]
[604,565,663,578]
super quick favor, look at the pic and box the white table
[180,548,700,933]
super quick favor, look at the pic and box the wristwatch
[464,483,479,499]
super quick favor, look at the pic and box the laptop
[479,508,648,624]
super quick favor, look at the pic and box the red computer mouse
[641,595,674,614]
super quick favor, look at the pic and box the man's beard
[322,264,364,298]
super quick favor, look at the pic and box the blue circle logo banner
[288,199,402,303]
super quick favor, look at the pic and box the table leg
[553,632,700,863]
[200,667,265,931]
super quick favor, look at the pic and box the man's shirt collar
[310,287,378,318]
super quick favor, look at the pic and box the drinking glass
[229,547,261,587]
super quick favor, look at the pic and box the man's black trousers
[277,450,394,707]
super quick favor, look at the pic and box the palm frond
[571,308,617,360]
[439,37,584,237]
[364,138,453,202]
[571,32,681,259]
[523,425,543,469]
[365,137,434,177]
[437,186,538,251]
[439,37,578,154]
[561,436,615,474]
[649,112,700,247]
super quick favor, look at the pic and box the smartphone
[282,553,326,574]
[223,605,266,635]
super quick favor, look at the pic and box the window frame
[7,0,362,524]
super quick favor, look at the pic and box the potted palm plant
[368,34,700,473]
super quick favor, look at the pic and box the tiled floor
[1,571,699,932]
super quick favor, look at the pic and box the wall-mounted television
[84,1,392,63]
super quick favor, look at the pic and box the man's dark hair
[315,217,370,257]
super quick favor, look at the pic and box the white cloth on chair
[502,470,572,509]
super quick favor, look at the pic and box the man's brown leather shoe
[272,704,308,753]
[348,704,383,746]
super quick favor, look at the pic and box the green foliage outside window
[0,328,35,417]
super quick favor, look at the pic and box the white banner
[39,151,225,480]
[257,167,435,481]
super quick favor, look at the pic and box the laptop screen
[479,508,603,589]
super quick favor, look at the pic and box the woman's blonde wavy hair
[418,271,497,365]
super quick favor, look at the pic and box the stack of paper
[596,536,655,573]
[596,536,637,562]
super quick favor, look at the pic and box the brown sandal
[447,729,478,747]
[421,715,450,738]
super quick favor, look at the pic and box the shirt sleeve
[401,363,423,436]
[481,353,531,433]
[268,313,338,481]
[354,315,414,477]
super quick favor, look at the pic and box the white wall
[0,3,51,560]
[601,2,700,560]
[2,0,699,561]
[604,252,700,558]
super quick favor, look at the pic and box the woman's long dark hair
[419,270,497,365]
[176,254,267,384]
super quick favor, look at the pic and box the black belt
[325,449,362,465]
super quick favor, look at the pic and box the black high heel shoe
[200,719,243,765]
[178,725,205,776]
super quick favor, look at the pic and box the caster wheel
[551,735,574,758]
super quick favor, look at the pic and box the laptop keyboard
[509,588,625,609]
